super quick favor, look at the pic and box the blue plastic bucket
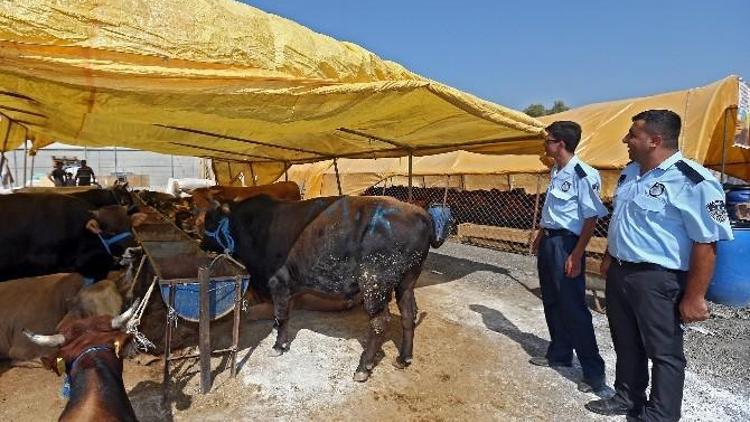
[725,185,750,222]
[707,227,750,307]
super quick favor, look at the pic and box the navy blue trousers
[537,231,605,382]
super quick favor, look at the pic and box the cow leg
[394,266,422,369]
[268,273,292,357]
[354,308,391,382]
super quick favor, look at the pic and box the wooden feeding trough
[132,200,249,394]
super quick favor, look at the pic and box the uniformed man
[585,110,733,421]
[530,121,609,394]
[75,159,96,186]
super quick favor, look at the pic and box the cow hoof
[268,347,284,357]
[353,371,370,382]
[392,357,412,369]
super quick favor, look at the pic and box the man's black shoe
[585,398,632,416]
[528,357,572,367]
[577,378,606,393]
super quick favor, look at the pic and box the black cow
[201,195,447,382]
[0,193,146,282]
[68,183,134,208]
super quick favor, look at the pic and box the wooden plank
[458,223,608,255]
[199,266,211,394]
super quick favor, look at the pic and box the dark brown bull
[25,302,140,422]
[0,273,126,362]
[201,195,446,382]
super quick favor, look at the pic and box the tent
[0,0,545,184]
[286,75,750,199]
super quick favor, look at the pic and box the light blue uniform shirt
[608,151,734,271]
[540,155,609,236]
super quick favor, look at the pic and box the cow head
[190,187,223,230]
[110,181,135,207]
[85,205,148,236]
[59,278,125,328]
[24,300,140,376]
[200,200,233,253]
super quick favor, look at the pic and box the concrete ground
[1,242,748,421]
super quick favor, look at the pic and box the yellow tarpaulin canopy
[0,0,545,176]
[281,75,750,199]
[536,75,750,179]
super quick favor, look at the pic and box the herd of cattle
[0,180,450,420]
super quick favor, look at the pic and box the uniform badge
[561,181,571,192]
[706,200,728,223]
[592,182,600,192]
[648,182,665,197]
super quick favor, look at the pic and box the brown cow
[0,273,126,362]
[191,181,301,228]
[25,302,140,422]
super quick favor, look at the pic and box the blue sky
[244,1,748,110]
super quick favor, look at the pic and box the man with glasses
[530,121,609,394]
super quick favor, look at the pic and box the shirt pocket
[549,187,575,201]
[632,194,666,214]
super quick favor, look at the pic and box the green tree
[523,100,570,117]
[523,103,547,117]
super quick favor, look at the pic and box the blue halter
[97,231,132,256]
[204,217,235,254]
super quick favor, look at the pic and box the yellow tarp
[534,75,750,179]
[283,76,750,199]
[0,0,544,169]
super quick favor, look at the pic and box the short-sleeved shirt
[51,168,65,186]
[540,155,609,236]
[76,166,95,186]
[607,151,734,271]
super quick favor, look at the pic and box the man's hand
[565,250,584,278]
[679,295,710,323]
[600,253,611,277]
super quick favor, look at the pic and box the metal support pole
[170,155,175,178]
[23,139,27,187]
[198,266,212,394]
[284,162,289,182]
[227,162,234,186]
[231,276,242,378]
[528,173,543,255]
[249,162,257,187]
[29,153,35,187]
[407,153,413,202]
[443,175,450,206]
[720,108,730,184]
[163,283,175,401]
[114,146,118,174]
[333,157,343,195]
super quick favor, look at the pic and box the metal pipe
[284,162,289,182]
[198,266,212,394]
[29,153,35,187]
[249,162,257,187]
[333,157,343,195]
[23,139,27,186]
[407,153,413,202]
[720,108,730,184]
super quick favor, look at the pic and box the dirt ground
[1,242,748,421]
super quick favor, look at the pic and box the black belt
[613,259,685,274]
[542,228,577,237]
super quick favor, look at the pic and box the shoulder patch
[675,160,705,185]
[617,174,627,187]
[574,164,587,179]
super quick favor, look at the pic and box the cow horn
[23,329,65,347]
[111,298,141,329]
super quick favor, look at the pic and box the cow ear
[221,203,231,215]
[130,212,148,227]
[86,218,102,234]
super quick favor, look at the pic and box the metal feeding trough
[131,198,248,394]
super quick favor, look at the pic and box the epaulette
[674,160,705,184]
[574,163,587,179]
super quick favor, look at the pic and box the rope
[97,231,133,256]
[203,217,235,254]
[125,276,157,352]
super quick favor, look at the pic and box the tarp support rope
[126,276,157,352]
